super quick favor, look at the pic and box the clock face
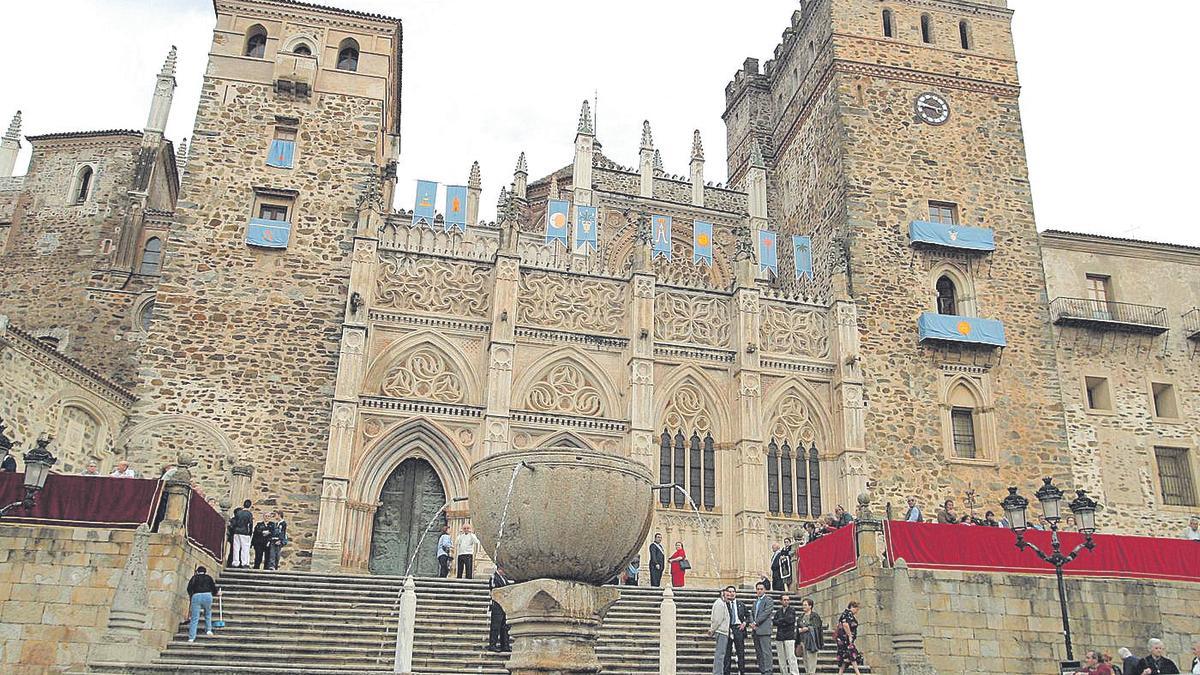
[915,92,950,125]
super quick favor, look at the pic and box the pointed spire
[4,111,21,142]
[495,185,510,218]
[691,129,704,161]
[468,160,482,189]
[514,151,527,175]
[549,174,560,201]
[749,139,765,169]
[175,137,189,171]
[577,100,594,135]
[640,120,654,150]
[160,45,178,79]
[653,149,664,174]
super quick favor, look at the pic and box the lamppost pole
[1002,478,1099,672]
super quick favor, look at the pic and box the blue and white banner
[412,180,438,227]
[444,185,468,232]
[266,139,295,169]
[908,221,995,252]
[917,312,1007,347]
[757,228,778,276]
[246,217,291,249]
[693,220,713,266]
[575,205,598,253]
[652,214,672,260]
[546,200,570,246]
[792,235,813,279]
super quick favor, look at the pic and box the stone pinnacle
[469,160,482,189]
[4,110,21,142]
[577,100,594,135]
[161,45,178,78]
[515,151,527,175]
[640,120,654,150]
[691,129,704,161]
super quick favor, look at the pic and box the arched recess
[928,262,977,317]
[760,379,832,453]
[363,332,482,406]
[49,395,114,471]
[653,365,730,441]
[117,414,237,489]
[283,35,317,59]
[511,348,621,419]
[939,374,996,462]
[350,417,469,507]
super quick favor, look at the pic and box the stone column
[495,579,621,675]
[731,246,766,583]
[628,270,656,470]
[229,464,254,509]
[159,465,193,535]
[689,130,704,208]
[483,251,520,461]
[892,559,938,675]
[393,576,417,674]
[658,585,677,675]
[854,493,882,561]
[90,524,155,664]
[830,280,868,508]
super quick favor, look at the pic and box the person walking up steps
[185,565,220,642]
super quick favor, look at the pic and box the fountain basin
[468,446,654,584]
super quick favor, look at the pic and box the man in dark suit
[725,588,750,675]
[487,566,512,652]
[648,533,666,587]
[749,581,776,674]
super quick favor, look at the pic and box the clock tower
[724,0,1073,507]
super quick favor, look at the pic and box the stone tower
[127,0,402,559]
[725,0,1072,505]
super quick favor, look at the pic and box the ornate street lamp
[0,436,58,519]
[1001,478,1099,672]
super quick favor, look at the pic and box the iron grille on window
[766,438,821,517]
[658,429,716,510]
[951,408,977,459]
[1155,447,1197,507]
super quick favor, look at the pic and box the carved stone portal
[368,458,446,576]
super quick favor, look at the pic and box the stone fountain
[469,446,654,675]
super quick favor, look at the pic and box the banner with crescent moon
[693,220,713,266]
[444,185,467,232]
[546,200,569,247]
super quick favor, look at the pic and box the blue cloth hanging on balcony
[908,221,995,252]
[917,312,1007,347]
[246,217,291,248]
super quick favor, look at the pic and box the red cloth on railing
[0,472,163,528]
[795,524,857,588]
[885,520,1200,583]
[186,491,225,561]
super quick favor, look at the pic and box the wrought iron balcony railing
[1050,297,1168,334]
[1183,308,1200,340]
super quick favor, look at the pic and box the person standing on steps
[795,597,822,675]
[772,593,799,675]
[707,586,735,675]
[436,525,453,578]
[251,516,274,570]
[230,499,253,568]
[456,523,482,579]
[750,581,776,674]
[770,542,792,593]
[185,565,220,642]
[487,566,512,652]
[726,587,750,675]
[266,511,287,570]
[648,532,666,587]
[667,540,688,588]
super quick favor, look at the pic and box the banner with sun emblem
[757,228,778,276]
[693,220,713,266]
[652,214,672,260]
[444,185,467,232]
[546,200,569,247]
[412,180,437,227]
[792,235,813,279]
[575,205,598,254]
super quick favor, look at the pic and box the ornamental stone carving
[760,304,830,358]
[379,348,466,403]
[525,362,604,417]
[654,291,731,348]
[662,382,714,434]
[770,392,819,445]
[517,271,626,335]
[496,257,519,281]
[375,253,491,318]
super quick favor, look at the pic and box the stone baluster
[159,454,195,535]
[393,575,417,674]
[229,464,254,510]
[855,492,882,560]
[658,584,677,675]
[892,559,938,674]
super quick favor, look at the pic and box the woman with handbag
[667,541,688,588]
[795,597,822,674]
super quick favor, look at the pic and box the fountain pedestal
[496,579,620,675]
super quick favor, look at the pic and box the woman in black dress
[835,600,864,674]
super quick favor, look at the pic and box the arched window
[936,276,958,315]
[138,237,163,275]
[658,428,716,509]
[337,38,360,72]
[74,166,93,204]
[921,14,934,44]
[292,43,312,56]
[882,9,894,38]
[245,25,268,58]
[138,300,155,331]
[959,20,972,49]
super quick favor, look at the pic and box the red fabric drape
[885,521,1200,583]
[795,524,857,588]
[186,491,225,561]
[0,472,163,528]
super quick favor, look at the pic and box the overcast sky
[1,1,1196,245]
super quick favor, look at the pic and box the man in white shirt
[905,496,923,522]
[456,524,482,579]
[1184,516,1200,541]
[707,586,735,675]
[110,460,136,478]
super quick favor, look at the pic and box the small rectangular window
[951,407,977,459]
[258,203,288,221]
[929,201,958,225]
[1155,447,1197,507]
[1152,382,1179,418]
[1084,376,1112,411]
[1086,274,1114,319]
[921,14,934,44]
[882,9,894,38]
[267,125,297,169]
[959,20,972,50]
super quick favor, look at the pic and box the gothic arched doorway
[368,457,447,576]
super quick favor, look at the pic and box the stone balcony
[1050,297,1169,335]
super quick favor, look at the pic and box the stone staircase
[91,568,869,674]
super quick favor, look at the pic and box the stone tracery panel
[654,291,731,348]
[662,381,714,434]
[524,362,605,417]
[760,302,830,359]
[375,252,491,319]
[378,347,466,403]
[769,390,820,446]
[517,271,626,335]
